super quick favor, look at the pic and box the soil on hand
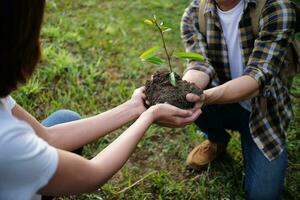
[145,71,203,109]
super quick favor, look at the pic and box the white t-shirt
[217,0,251,112]
[0,96,58,200]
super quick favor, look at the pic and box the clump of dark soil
[145,71,203,109]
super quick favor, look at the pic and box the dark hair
[0,0,46,98]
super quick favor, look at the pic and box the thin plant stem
[114,171,157,195]
[154,20,173,73]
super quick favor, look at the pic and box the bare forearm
[89,112,153,185]
[183,70,210,90]
[204,75,259,105]
[41,104,196,196]
[41,112,153,195]
[47,100,140,151]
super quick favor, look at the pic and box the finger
[186,93,201,103]
[155,117,181,128]
[158,103,193,118]
[135,86,145,94]
[193,102,202,110]
[167,117,188,128]
[162,103,192,116]
[189,106,198,113]
[183,109,202,123]
[141,93,146,99]
[200,93,206,101]
[195,101,203,109]
[167,116,193,128]
[138,86,146,91]
[171,109,202,127]
[192,108,202,119]
[156,113,194,128]
[173,107,193,117]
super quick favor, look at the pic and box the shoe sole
[186,162,208,171]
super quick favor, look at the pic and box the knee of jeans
[53,109,81,122]
[246,184,282,200]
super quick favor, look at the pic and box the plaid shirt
[181,0,296,161]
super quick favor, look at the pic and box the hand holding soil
[130,86,148,116]
[145,71,204,109]
[140,16,204,110]
[186,92,205,111]
[144,102,202,128]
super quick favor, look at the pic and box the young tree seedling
[139,15,204,86]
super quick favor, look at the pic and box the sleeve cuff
[184,60,215,80]
[6,96,16,110]
[243,66,266,89]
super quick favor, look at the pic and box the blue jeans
[195,103,288,200]
[41,109,82,200]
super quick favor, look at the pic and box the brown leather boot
[186,140,227,170]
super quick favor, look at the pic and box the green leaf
[144,56,163,65]
[139,46,160,60]
[144,19,153,25]
[163,28,172,33]
[174,52,204,61]
[169,72,176,86]
[295,32,300,41]
[161,26,171,29]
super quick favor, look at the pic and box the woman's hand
[129,86,147,117]
[144,103,202,128]
[150,93,205,128]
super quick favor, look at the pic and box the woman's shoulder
[0,105,58,174]
[0,107,58,200]
[0,104,31,136]
[0,104,39,161]
[0,109,34,154]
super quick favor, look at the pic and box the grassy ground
[13,0,300,199]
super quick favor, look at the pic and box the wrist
[141,106,156,124]
[123,100,142,120]
[204,85,224,106]
[203,89,214,106]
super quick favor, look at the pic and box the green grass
[12,0,300,199]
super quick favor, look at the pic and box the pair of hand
[130,86,205,128]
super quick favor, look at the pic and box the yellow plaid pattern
[181,0,296,161]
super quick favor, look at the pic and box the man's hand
[186,93,206,110]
